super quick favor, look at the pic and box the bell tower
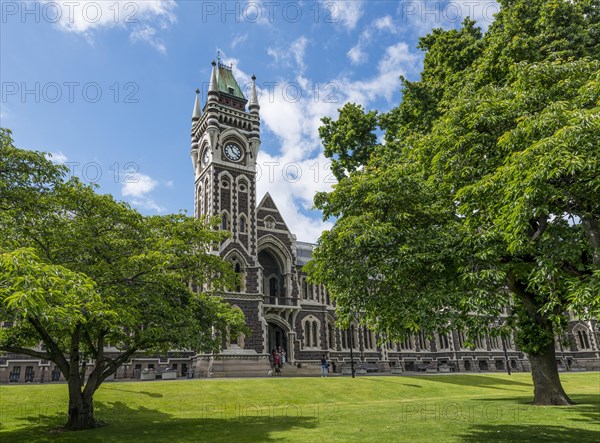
[190,60,262,295]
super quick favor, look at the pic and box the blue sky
[1,1,498,242]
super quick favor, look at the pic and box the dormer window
[228,87,234,95]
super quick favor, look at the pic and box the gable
[256,192,291,233]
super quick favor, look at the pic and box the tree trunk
[507,272,574,406]
[528,339,574,406]
[65,379,97,430]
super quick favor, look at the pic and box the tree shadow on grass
[474,393,600,424]
[0,400,318,442]
[356,378,423,388]
[412,374,532,391]
[101,386,164,398]
[459,424,599,442]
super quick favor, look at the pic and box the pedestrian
[320,354,329,377]
[274,350,281,375]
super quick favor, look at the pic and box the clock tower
[190,60,266,352]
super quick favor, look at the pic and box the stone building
[184,60,600,377]
[0,61,598,383]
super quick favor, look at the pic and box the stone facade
[183,61,600,376]
[1,62,599,383]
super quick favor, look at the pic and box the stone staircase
[271,363,326,377]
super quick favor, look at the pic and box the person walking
[320,354,329,377]
[274,350,281,375]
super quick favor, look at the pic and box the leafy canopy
[307,1,600,351]
[0,129,246,392]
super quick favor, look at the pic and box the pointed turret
[192,88,202,120]
[249,75,259,113]
[207,60,219,103]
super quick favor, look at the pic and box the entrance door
[268,323,287,356]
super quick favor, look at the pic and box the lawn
[0,372,598,442]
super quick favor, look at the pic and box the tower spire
[208,60,218,96]
[192,88,201,120]
[249,75,259,112]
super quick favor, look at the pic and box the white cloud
[327,0,364,30]
[290,37,309,72]
[46,151,68,163]
[267,36,309,74]
[347,45,368,65]
[130,25,166,54]
[374,15,396,33]
[121,172,165,212]
[224,41,420,242]
[122,172,157,197]
[38,1,177,52]
[342,42,420,104]
[231,33,249,49]
[130,197,165,213]
[346,15,398,65]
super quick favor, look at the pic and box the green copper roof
[217,63,246,100]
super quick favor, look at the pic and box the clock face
[224,143,242,162]
[202,148,210,165]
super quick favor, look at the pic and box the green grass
[1,372,599,442]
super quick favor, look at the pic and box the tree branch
[82,330,106,400]
[82,331,98,357]
[0,345,52,361]
[27,316,70,375]
[506,271,542,321]
[528,214,548,242]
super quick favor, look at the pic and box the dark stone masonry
[1,61,598,383]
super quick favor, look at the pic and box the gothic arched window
[305,323,311,347]
[269,277,278,298]
[438,333,449,350]
[234,262,242,292]
[457,331,466,349]
[418,331,427,351]
[221,213,228,230]
[576,328,591,350]
[204,179,209,218]
[239,216,247,234]
[328,323,335,349]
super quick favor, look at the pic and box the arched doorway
[259,249,285,304]
[268,322,287,356]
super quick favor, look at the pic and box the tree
[319,103,379,181]
[307,0,599,405]
[0,130,246,430]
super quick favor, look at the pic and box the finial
[249,74,259,111]
[192,88,202,120]
[208,60,219,95]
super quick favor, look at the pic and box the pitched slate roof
[217,63,246,100]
